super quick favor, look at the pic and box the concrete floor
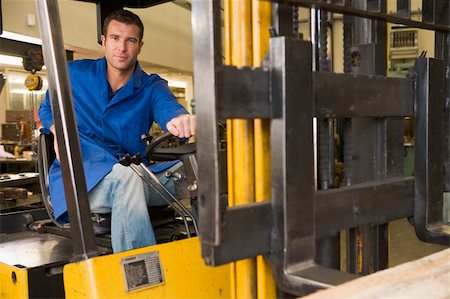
[339,218,448,270]
[389,218,448,267]
[387,193,449,266]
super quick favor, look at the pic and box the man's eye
[127,39,138,44]
[110,36,119,41]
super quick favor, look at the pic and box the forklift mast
[192,0,450,296]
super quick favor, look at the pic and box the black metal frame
[192,0,450,296]
[414,58,450,244]
[276,0,450,31]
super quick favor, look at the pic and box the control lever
[119,153,132,166]
[119,154,191,237]
[140,133,153,160]
[118,153,198,237]
[130,153,199,237]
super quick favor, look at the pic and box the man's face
[101,20,143,73]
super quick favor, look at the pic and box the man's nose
[118,40,126,51]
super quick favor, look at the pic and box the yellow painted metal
[253,120,270,202]
[226,118,235,207]
[230,0,253,68]
[252,0,271,206]
[224,2,236,297]
[232,120,255,205]
[235,259,257,299]
[356,227,364,274]
[0,262,29,298]
[223,0,232,66]
[224,0,257,298]
[256,255,275,299]
[230,259,237,299]
[252,0,271,68]
[64,237,230,298]
[252,1,276,299]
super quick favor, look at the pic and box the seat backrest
[37,132,112,235]
[37,132,62,227]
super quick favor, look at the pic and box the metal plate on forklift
[121,251,164,292]
[0,231,72,268]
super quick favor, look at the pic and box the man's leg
[89,163,155,253]
[146,161,183,206]
[147,161,202,225]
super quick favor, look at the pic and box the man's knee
[113,163,142,183]
[111,164,149,200]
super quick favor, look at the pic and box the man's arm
[166,114,196,138]
[38,93,60,160]
[149,77,195,137]
[49,125,60,161]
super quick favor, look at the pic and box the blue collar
[98,57,143,103]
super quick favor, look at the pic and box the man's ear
[138,41,144,54]
[101,35,106,47]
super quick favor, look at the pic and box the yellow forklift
[0,1,230,298]
[1,0,450,298]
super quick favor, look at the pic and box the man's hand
[50,125,60,161]
[166,114,196,138]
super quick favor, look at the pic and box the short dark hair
[103,9,144,42]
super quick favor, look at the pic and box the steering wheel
[142,131,173,158]
[141,132,196,162]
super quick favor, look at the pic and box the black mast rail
[36,0,98,261]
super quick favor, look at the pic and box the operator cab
[37,130,198,250]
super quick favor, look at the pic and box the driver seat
[37,131,111,235]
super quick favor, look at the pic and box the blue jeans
[89,162,180,253]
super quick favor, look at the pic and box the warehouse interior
[0,0,449,298]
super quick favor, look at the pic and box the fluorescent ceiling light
[0,31,47,69]
[11,89,30,94]
[7,78,26,84]
[11,88,45,94]
[0,54,23,66]
[0,31,42,45]
[168,80,187,88]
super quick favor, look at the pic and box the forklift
[0,1,230,298]
[0,0,450,298]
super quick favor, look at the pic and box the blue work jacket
[38,58,188,221]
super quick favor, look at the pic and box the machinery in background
[389,26,422,177]
[389,26,419,78]
[0,49,46,223]
[2,50,45,157]
[0,49,47,238]
[0,30,73,159]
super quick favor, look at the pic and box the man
[38,9,195,253]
